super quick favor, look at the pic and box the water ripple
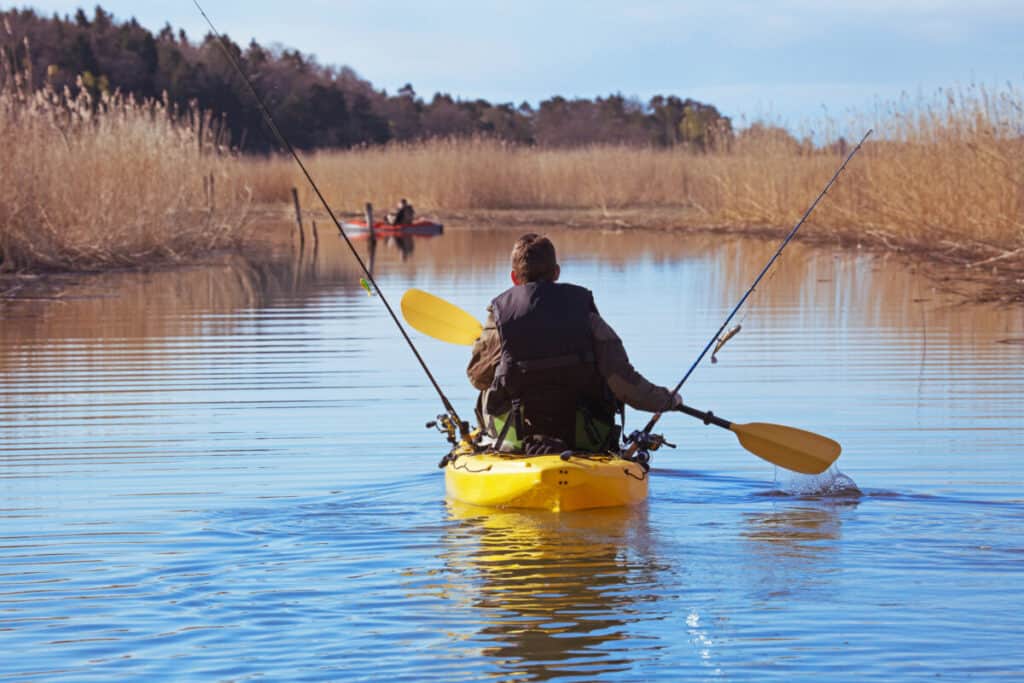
[1,229,1022,679]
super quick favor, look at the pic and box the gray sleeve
[467,307,500,391]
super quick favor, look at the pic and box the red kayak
[341,219,444,236]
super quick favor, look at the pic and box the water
[1,225,1022,680]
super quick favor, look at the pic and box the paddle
[675,403,840,475]
[399,288,841,475]
[401,288,483,345]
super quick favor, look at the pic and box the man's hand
[671,392,683,410]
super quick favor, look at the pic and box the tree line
[1,6,735,152]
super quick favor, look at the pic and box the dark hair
[511,233,558,282]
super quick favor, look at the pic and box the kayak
[444,443,648,512]
[341,219,443,236]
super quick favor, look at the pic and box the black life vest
[488,281,618,451]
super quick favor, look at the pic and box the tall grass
[244,140,707,212]
[246,84,1022,270]
[0,72,251,272]
[3,66,1020,280]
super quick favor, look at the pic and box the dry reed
[0,72,252,272]
[244,83,1022,277]
[3,61,1020,288]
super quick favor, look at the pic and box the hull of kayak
[444,450,648,512]
[341,219,443,236]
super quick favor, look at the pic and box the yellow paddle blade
[730,422,841,475]
[401,288,483,346]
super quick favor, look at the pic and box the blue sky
[15,1,1024,127]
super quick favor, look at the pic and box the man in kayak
[468,233,681,454]
[385,198,415,226]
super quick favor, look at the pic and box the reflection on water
[441,504,663,680]
[739,501,856,610]
[743,503,850,562]
[4,221,1019,367]
[1,220,1022,679]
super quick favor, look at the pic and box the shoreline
[445,208,1024,305]
[2,205,1021,305]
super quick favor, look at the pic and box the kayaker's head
[510,233,560,286]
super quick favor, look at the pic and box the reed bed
[3,70,1020,290]
[246,83,1022,278]
[246,141,704,212]
[0,75,251,272]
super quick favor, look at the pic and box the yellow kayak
[443,443,649,512]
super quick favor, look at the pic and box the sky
[12,1,1024,128]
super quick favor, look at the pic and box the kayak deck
[444,450,648,512]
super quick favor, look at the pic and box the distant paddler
[467,233,682,454]
[385,198,415,226]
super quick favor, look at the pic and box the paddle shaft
[193,2,468,437]
[677,403,731,430]
[625,129,872,457]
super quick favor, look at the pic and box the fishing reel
[428,414,468,469]
[426,413,468,446]
[623,430,676,471]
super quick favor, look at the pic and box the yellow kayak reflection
[441,501,660,678]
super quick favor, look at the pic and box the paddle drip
[776,468,861,498]
[192,1,469,439]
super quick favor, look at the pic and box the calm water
[1,225,1022,680]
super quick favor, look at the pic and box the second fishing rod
[624,129,873,461]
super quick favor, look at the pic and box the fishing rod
[192,1,469,439]
[625,129,873,458]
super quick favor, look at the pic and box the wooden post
[366,203,377,276]
[291,187,305,248]
[364,202,375,236]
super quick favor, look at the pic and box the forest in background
[0,5,735,151]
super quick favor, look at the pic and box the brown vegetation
[0,63,251,273]
[244,84,1021,298]
[2,53,1020,302]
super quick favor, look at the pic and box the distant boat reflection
[363,231,418,273]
